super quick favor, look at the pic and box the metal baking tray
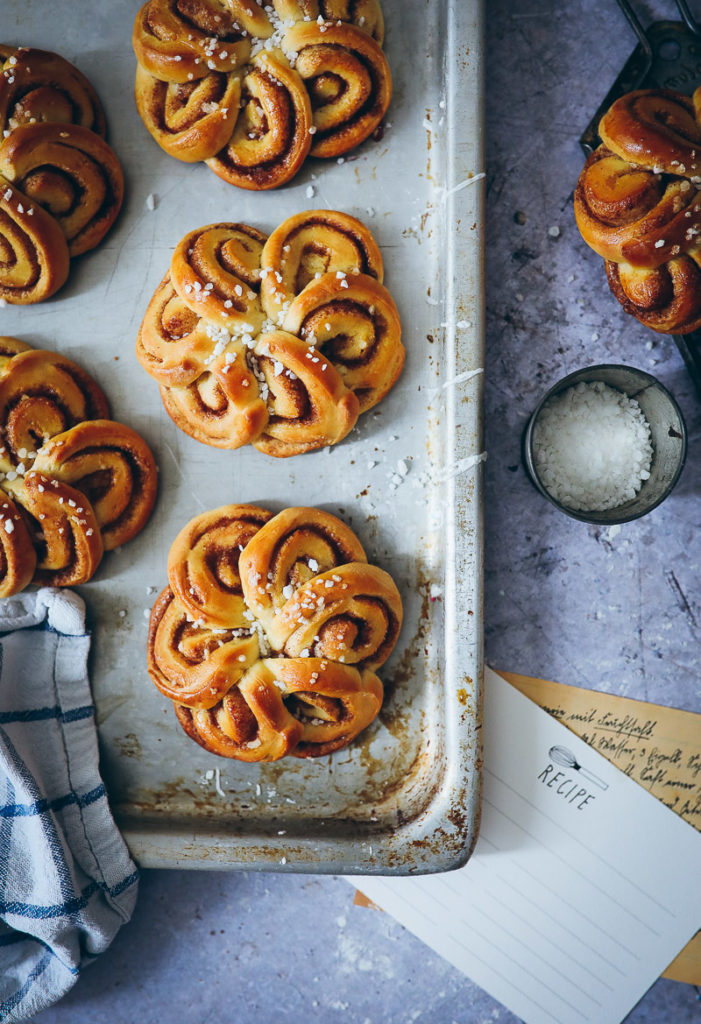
[2,0,484,874]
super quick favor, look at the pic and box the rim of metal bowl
[522,363,688,525]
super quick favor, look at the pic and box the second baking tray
[2,0,485,874]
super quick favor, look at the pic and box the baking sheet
[1,0,484,874]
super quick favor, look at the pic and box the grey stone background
[32,1,701,1022]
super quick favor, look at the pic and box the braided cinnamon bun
[0,341,157,595]
[575,86,701,333]
[148,504,401,762]
[0,47,123,302]
[132,0,390,189]
[137,212,402,455]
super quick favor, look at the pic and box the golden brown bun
[575,86,701,333]
[0,47,122,302]
[132,0,390,189]
[0,342,157,594]
[148,504,400,762]
[138,212,403,455]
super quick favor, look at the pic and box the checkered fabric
[0,589,138,1023]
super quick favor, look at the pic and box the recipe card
[354,668,701,1024]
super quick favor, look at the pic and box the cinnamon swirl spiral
[5,472,104,588]
[135,63,241,163]
[249,330,360,456]
[0,47,106,137]
[283,272,403,413]
[0,123,124,257]
[286,20,391,159]
[148,587,259,709]
[137,211,403,455]
[167,503,272,627]
[0,348,109,473]
[159,351,269,449]
[132,0,391,189]
[0,174,70,304]
[170,222,266,332]
[148,504,401,762]
[32,420,158,551]
[0,341,157,595]
[0,491,36,598]
[136,272,218,387]
[575,87,701,333]
[237,504,366,640]
[206,51,313,190]
[260,208,383,320]
[0,47,123,302]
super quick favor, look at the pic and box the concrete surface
[29,1,701,1022]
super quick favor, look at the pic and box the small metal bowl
[523,364,688,525]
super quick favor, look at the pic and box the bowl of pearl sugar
[523,364,687,525]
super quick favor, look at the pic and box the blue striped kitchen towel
[0,588,138,1023]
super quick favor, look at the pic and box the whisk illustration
[548,746,609,790]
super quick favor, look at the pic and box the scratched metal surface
[1,1,484,873]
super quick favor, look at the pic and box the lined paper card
[354,668,701,1024]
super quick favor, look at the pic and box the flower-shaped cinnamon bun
[148,503,401,761]
[0,46,124,304]
[0,338,158,597]
[575,87,701,333]
[137,210,404,456]
[132,0,391,189]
